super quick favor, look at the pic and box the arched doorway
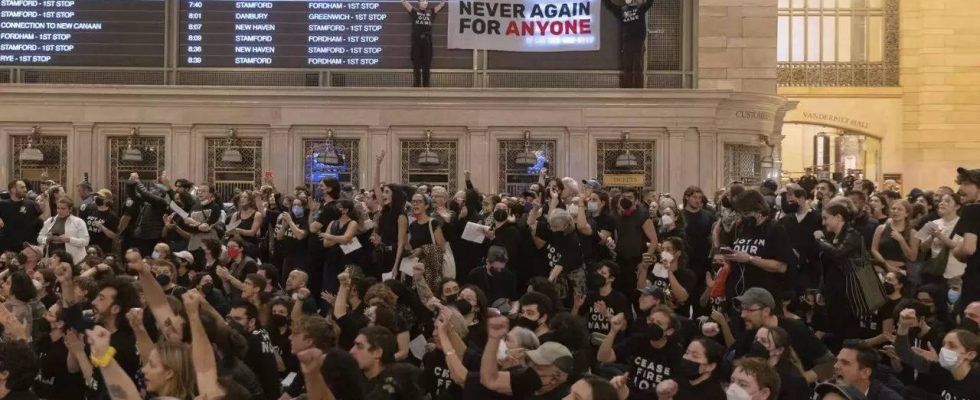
[780,123,883,183]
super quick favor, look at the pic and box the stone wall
[901,1,980,189]
[698,0,778,94]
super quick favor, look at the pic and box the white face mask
[725,383,752,400]
[938,347,961,370]
[660,251,674,263]
[496,339,509,362]
[151,251,161,260]
[587,201,599,212]
[661,214,675,226]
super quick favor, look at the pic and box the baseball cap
[581,179,601,190]
[734,287,776,310]
[77,181,93,191]
[174,251,194,264]
[526,342,575,374]
[814,383,869,400]
[638,285,666,301]
[956,167,980,185]
[96,189,113,199]
[22,242,42,256]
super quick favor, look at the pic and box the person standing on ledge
[401,0,447,87]
[604,0,653,88]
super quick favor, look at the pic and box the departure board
[0,0,166,66]
[179,0,472,68]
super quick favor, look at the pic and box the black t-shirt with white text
[421,349,461,400]
[33,335,84,400]
[410,8,438,39]
[81,208,119,254]
[578,290,631,337]
[244,329,281,400]
[614,336,683,400]
[509,367,571,400]
[725,218,795,305]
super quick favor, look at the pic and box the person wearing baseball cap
[734,287,836,384]
[480,316,574,398]
[953,167,980,316]
[814,382,869,400]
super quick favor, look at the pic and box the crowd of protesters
[0,152,976,400]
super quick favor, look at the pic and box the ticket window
[400,138,458,191]
[596,139,655,193]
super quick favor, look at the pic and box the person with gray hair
[467,245,518,313]
[530,206,586,304]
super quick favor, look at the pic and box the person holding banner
[401,0,447,87]
[605,0,653,88]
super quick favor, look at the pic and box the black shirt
[613,337,683,400]
[243,329,281,400]
[467,267,518,303]
[683,208,715,275]
[953,203,980,304]
[421,349,461,400]
[535,220,584,272]
[734,317,831,372]
[578,290,631,337]
[88,328,143,400]
[409,218,442,249]
[279,212,309,256]
[0,198,40,252]
[933,363,980,400]
[81,207,118,254]
[726,218,796,305]
[33,335,84,400]
[605,0,654,40]
[778,210,823,287]
[410,8,437,39]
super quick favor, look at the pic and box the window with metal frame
[206,136,263,203]
[497,138,555,196]
[724,144,762,185]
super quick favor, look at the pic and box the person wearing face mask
[531,207,586,305]
[480,315,573,400]
[777,184,822,300]
[151,260,187,298]
[467,246,518,311]
[862,272,906,347]
[612,188,659,298]
[572,260,631,346]
[274,197,310,279]
[227,301,282,400]
[516,291,553,338]
[668,337,724,400]
[750,326,811,400]
[597,305,682,400]
[727,357,780,400]
[896,308,980,400]
[585,191,617,262]
[637,237,695,311]
[79,190,118,255]
[488,201,534,289]
[657,206,685,241]
[724,190,794,314]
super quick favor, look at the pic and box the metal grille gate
[303,137,361,192]
[206,137,263,202]
[596,140,656,191]
[724,144,762,185]
[400,139,458,191]
[108,136,166,204]
[497,140,555,196]
[10,135,68,191]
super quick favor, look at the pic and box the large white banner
[448,0,601,52]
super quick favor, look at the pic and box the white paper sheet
[225,219,242,232]
[169,200,189,219]
[399,257,419,276]
[462,221,490,243]
[408,334,428,360]
[340,237,362,254]
[382,272,394,282]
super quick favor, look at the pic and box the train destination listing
[0,0,166,66]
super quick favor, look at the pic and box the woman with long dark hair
[813,197,864,342]
[408,193,446,291]
[320,199,361,296]
[275,196,310,278]
[371,152,409,280]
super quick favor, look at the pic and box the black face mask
[883,282,897,296]
[452,299,473,316]
[748,341,771,359]
[646,323,664,342]
[493,209,509,222]
[677,358,703,380]
[95,197,105,207]
[781,201,800,215]
[201,283,214,295]
[585,272,606,291]
[721,196,732,209]
[271,314,289,329]
[444,294,459,304]
[516,316,542,331]
[741,216,758,230]
[620,198,633,210]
